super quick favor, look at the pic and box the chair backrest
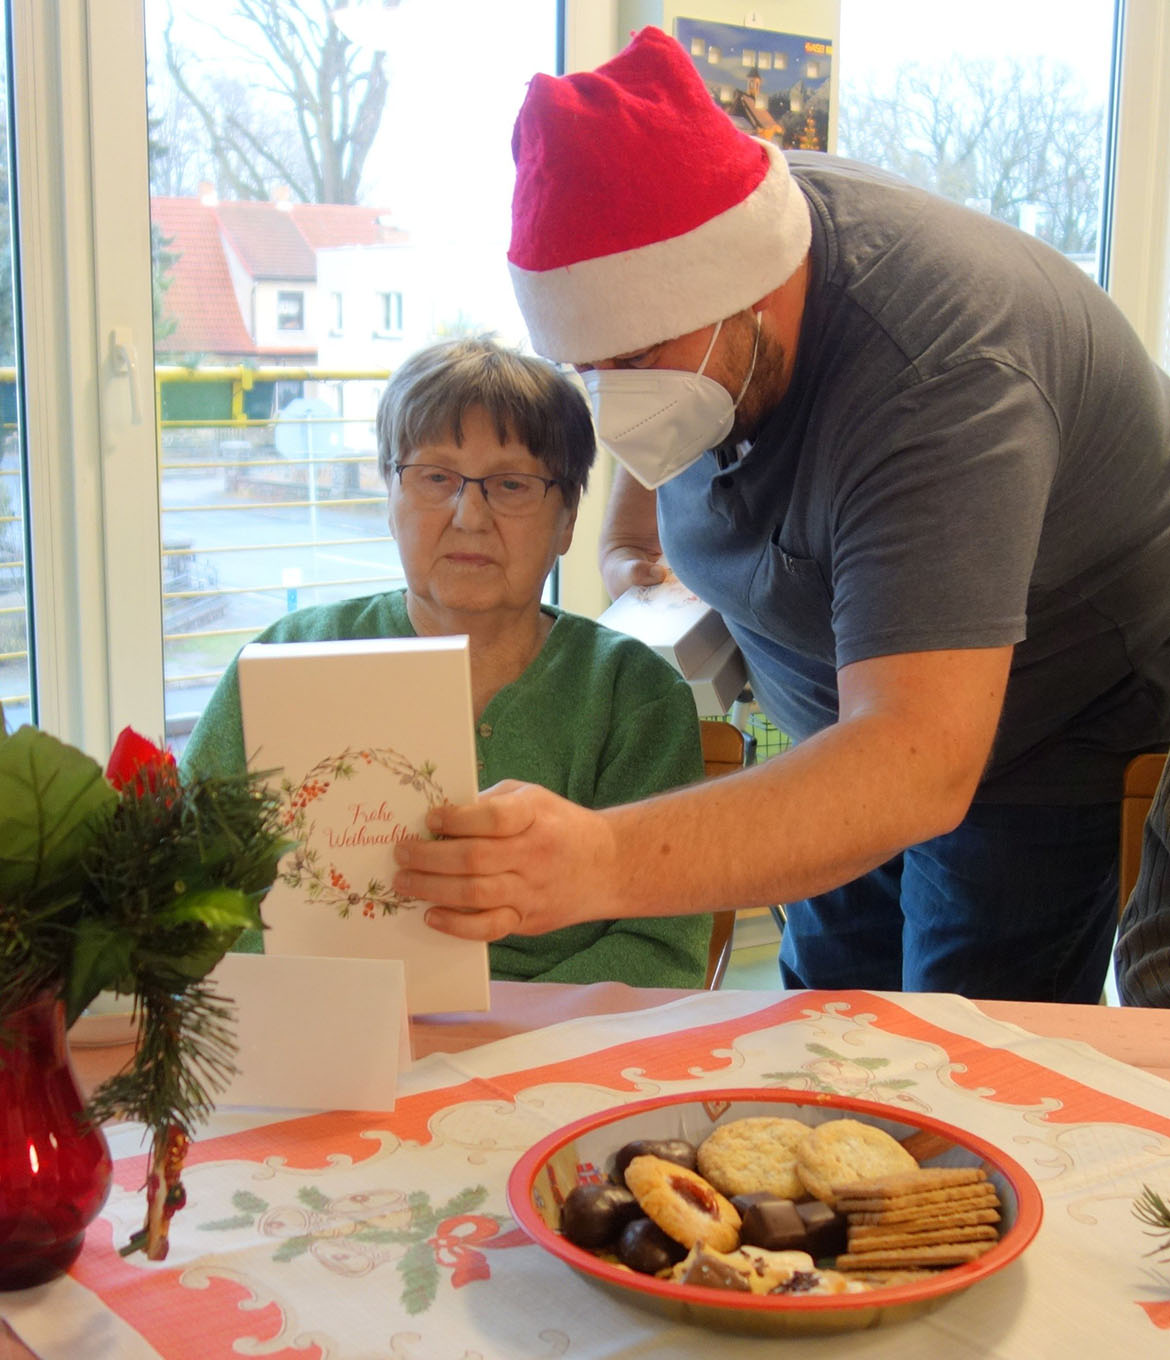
[699,720,754,988]
[1120,751,1168,915]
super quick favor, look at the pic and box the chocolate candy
[617,1217,688,1274]
[612,1138,697,1187]
[797,1200,848,1259]
[729,1191,774,1217]
[560,1183,643,1249]
[737,1195,848,1258]
[739,1197,808,1251]
[676,1248,751,1292]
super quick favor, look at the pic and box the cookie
[835,1241,998,1269]
[833,1268,938,1287]
[831,1166,988,1199]
[847,1207,1001,1234]
[844,1224,999,1253]
[796,1119,919,1205]
[834,1183,999,1214]
[696,1117,812,1199]
[671,1243,818,1295]
[623,1153,741,1253]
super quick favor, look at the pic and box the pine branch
[1134,1184,1170,1260]
[85,983,239,1134]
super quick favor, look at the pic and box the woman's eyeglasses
[393,462,564,517]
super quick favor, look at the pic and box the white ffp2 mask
[582,315,760,490]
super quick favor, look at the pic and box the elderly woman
[182,337,712,986]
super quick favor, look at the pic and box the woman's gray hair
[376,336,596,502]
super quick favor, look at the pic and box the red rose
[105,726,177,795]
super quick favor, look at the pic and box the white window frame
[1107,0,1170,361]
[12,0,163,754]
[13,0,1170,748]
[374,289,403,337]
[276,288,306,332]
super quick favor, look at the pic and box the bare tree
[158,0,388,204]
[839,58,1104,256]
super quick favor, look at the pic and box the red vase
[0,993,113,1289]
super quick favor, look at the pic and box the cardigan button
[478,722,493,738]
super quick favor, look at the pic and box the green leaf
[298,1185,331,1212]
[233,1190,269,1215]
[199,1214,256,1232]
[804,1043,844,1060]
[154,889,262,933]
[272,1235,312,1263]
[399,1239,439,1314]
[433,1185,488,1222]
[0,726,118,902]
[65,919,135,1022]
[136,939,236,984]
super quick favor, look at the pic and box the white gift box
[599,579,747,714]
[599,578,731,678]
[685,634,749,717]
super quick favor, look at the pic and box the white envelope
[210,952,410,1111]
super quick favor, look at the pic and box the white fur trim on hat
[510,141,811,364]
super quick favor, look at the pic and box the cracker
[831,1167,988,1199]
[796,1119,919,1206]
[834,1268,940,1286]
[696,1117,811,1199]
[835,1240,998,1269]
[847,1204,1001,1228]
[845,1225,999,1252]
[835,1184,999,1213]
[848,1207,1002,1234]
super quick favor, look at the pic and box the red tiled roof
[149,197,407,360]
[151,198,257,357]
[289,203,406,250]
[215,201,318,280]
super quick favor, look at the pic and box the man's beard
[729,322,789,446]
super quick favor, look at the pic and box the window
[140,0,562,746]
[11,2,1170,758]
[277,290,305,331]
[376,289,403,336]
[837,0,1118,281]
[0,28,24,727]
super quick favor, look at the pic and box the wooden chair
[1120,751,1168,915]
[700,720,756,988]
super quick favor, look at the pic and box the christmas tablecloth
[5,989,1170,1358]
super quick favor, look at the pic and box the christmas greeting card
[238,636,489,1016]
[211,953,410,1109]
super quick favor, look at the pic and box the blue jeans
[778,801,1120,1002]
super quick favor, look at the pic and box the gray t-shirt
[659,154,1170,803]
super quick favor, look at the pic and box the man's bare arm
[393,645,1013,940]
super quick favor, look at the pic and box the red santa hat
[508,26,812,364]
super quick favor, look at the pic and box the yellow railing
[2,366,396,727]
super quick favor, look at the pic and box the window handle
[108,327,143,425]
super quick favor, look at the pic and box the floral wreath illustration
[279,745,446,918]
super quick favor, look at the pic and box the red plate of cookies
[506,1088,1042,1335]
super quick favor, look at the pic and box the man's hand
[599,466,666,600]
[392,781,622,941]
[600,545,669,599]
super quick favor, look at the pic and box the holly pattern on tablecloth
[761,1042,927,1110]
[197,1180,528,1312]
